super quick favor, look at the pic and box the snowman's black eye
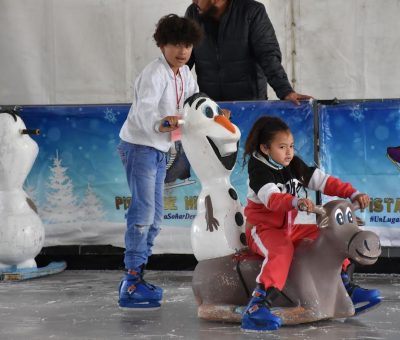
[202,105,214,118]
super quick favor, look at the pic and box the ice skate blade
[240,322,280,333]
[119,305,161,312]
[353,297,382,315]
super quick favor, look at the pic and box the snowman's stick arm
[20,129,40,135]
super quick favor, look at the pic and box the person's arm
[284,91,313,106]
[301,155,359,200]
[351,193,370,210]
[183,65,199,97]
[133,65,166,134]
[248,4,292,98]
[323,176,357,199]
[249,4,312,104]
[184,5,198,70]
[312,170,370,209]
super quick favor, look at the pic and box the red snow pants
[245,223,350,290]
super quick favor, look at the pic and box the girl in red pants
[241,116,380,332]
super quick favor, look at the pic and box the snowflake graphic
[104,108,120,123]
[349,105,364,122]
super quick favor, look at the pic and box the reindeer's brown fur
[192,200,381,324]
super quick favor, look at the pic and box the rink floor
[0,270,400,340]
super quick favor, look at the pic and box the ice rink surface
[0,270,399,340]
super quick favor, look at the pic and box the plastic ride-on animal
[179,93,381,327]
[192,200,381,325]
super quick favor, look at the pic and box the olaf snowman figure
[181,93,246,261]
[0,108,66,281]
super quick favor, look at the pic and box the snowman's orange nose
[214,115,236,134]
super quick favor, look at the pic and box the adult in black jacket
[185,0,311,104]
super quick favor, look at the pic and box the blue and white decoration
[319,100,400,246]
[14,99,400,253]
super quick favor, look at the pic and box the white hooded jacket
[119,54,198,152]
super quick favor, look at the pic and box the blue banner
[319,100,400,246]
[19,101,314,253]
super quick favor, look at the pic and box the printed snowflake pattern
[386,106,400,131]
[349,104,365,122]
[104,108,120,123]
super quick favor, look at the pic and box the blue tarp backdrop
[17,99,400,253]
[319,100,400,247]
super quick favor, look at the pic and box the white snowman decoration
[0,110,45,270]
[181,93,246,261]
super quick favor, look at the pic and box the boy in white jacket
[117,14,203,310]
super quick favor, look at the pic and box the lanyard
[174,70,184,112]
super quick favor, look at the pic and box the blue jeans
[117,141,166,271]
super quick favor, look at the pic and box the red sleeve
[323,176,356,198]
[267,192,294,212]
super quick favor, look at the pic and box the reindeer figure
[192,199,381,324]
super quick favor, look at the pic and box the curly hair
[243,116,290,165]
[153,14,203,47]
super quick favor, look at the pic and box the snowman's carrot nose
[20,129,40,135]
[214,115,236,133]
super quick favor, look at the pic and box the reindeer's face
[317,200,381,265]
[0,112,39,189]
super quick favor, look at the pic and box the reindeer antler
[299,203,328,227]
[313,205,329,228]
[313,206,326,215]
[352,200,360,211]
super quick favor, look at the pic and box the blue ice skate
[341,271,381,314]
[137,265,163,298]
[241,287,282,332]
[118,269,163,310]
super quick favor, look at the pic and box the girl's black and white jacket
[244,152,359,228]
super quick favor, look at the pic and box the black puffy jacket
[185,0,293,101]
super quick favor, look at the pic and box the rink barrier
[1,98,399,257]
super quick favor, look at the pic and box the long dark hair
[243,116,291,165]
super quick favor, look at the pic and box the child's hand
[297,198,315,214]
[159,116,179,132]
[352,193,370,210]
[221,108,231,120]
